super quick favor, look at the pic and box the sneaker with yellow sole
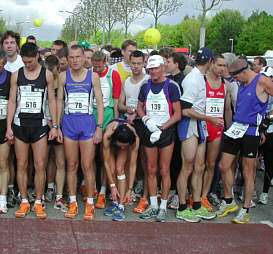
[33,203,47,219]
[65,201,78,219]
[216,199,238,217]
[83,203,95,221]
[133,198,148,214]
[232,208,249,224]
[95,194,106,209]
[15,201,30,218]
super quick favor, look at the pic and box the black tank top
[0,70,11,120]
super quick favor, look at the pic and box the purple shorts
[61,114,96,141]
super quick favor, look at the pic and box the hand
[260,133,266,145]
[127,106,136,114]
[150,130,162,143]
[56,128,63,143]
[93,128,103,144]
[127,113,136,124]
[48,128,57,140]
[123,190,131,205]
[145,118,160,132]
[209,117,224,128]
[5,128,14,143]
[110,186,120,201]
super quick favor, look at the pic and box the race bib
[224,122,249,139]
[126,98,138,108]
[206,98,224,117]
[68,92,89,114]
[0,99,8,117]
[93,81,110,107]
[146,99,167,116]
[20,91,42,113]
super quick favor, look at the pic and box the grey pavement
[0,170,272,225]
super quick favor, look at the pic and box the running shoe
[134,181,143,198]
[156,208,167,222]
[176,208,200,223]
[192,205,216,220]
[33,203,47,219]
[83,203,95,221]
[112,206,125,221]
[27,188,35,203]
[7,188,17,208]
[201,196,213,212]
[45,188,54,202]
[271,178,273,186]
[208,193,220,207]
[129,190,137,205]
[249,199,256,208]
[15,201,30,218]
[0,202,8,214]
[139,206,158,219]
[232,208,249,224]
[187,195,193,208]
[54,198,68,212]
[104,202,118,216]
[168,194,179,210]
[216,199,238,217]
[133,198,148,214]
[258,192,269,205]
[65,201,78,219]
[95,194,106,209]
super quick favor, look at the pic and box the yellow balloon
[144,28,161,45]
[33,18,42,27]
[20,37,26,47]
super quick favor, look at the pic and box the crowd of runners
[0,30,272,224]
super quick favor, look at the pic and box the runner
[217,58,273,224]
[56,45,104,221]
[137,55,181,222]
[6,42,58,219]
[103,119,139,221]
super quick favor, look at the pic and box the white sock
[150,196,158,209]
[42,194,45,200]
[70,195,77,203]
[48,182,54,189]
[0,195,6,202]
[118,204,124,210]
[22,198,28,203]
[160,199,167,210]
[81,180,85,186]
[99,186,106,195]
[35,200,41,204]
[8,185,14,189]
[87,197,94,205]
[113,200,118,205]
[56,195,62,200]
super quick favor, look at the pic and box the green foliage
[206,9,245,54]
[37,41,52,48]
[235,11,273,55]
[0,17,7,34]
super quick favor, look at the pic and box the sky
[0,0,272,42]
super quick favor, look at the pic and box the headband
[229,63,248,76]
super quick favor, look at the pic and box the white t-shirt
[229,81,239,112]
[180,67,206,114]
[4,55,24,73]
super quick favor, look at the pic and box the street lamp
[229,38,234,53]
[59,10,79,40]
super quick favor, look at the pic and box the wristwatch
[96,124,103,128]
[52,124,58,129]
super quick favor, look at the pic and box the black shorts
[132,118,145,141]
[0,119,7,144]
[222,134,261,158]
[142,124,176,148]
[13,124,49,144]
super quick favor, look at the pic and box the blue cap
[196,47,214,60]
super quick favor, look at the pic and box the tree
[206,9,245,53]
[119,0,143,39]
[195,0,232,47]
[0,17,6,34]
[141,0,183,28]
[236,11,273,55]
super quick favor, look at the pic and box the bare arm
[46,70,57,125]
[92,72,104,144]
[224,82,232,129]
[6,71,18,141]
[162,101,181,130]
[137,100,146,119]
[113,98,119,118]
[118,81,127,113]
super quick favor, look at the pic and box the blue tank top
[233,73,268,136]
[64,69,94,115]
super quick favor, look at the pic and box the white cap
[146,55,164,69]
[260,66,273,77]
